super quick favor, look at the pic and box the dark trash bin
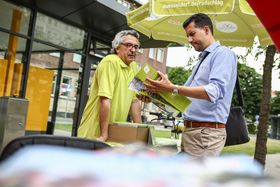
[270,115,280,139]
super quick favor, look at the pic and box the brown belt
[184,121,225,128]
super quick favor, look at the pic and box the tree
[232,43,279,167]
[168,66,191,85]
[254,45,277,167]
[232,63,262,122]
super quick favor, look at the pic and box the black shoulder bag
[224,77,250,146]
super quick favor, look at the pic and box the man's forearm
[130,99,142,123]
[176,85,210,100]
[99,97,111,139]
[145,72,209,100]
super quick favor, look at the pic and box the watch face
[173,85,179,94]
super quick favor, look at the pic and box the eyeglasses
[120,43,139,50]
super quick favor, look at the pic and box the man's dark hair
[182,13,214,35]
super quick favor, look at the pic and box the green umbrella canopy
[126,0,273,47]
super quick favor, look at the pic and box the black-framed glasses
[120,43,139,50]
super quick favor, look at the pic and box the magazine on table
[129,63,191,112]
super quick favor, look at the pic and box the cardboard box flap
[107,123,151,144]
[113,122,149,128]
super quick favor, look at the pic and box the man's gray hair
[111,30,140,54]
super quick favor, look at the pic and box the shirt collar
[199,41,221,60]
[114,54,131,68]
[204,41,221,53]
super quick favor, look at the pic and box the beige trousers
[180,127,226,158]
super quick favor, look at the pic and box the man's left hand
[145,71,174,93]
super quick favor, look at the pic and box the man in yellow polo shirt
[78,30,142,142]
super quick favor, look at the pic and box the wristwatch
[173,85,179,94]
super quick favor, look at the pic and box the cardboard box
[107,123,152,144]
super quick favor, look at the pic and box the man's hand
[96,135,108,142]
[145,71,174,93]
[136,94,151,103]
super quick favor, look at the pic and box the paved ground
[264,153,280,179]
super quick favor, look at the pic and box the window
[51,74,57,95]
[49,52,60,58]
[0,1,30,35]
[149,48,155,59]
[138,48,144,53]
[157,49,164,63]
[35,13,85,50]
[73,53,81,63]
[60,77,72,96]
[95,41,110,57]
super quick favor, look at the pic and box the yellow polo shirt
[78,54,138,139]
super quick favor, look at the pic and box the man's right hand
[136,94,151,103]
[96,135,107,142]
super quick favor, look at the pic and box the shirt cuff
[98,92,112,99]
[204,85,218,103]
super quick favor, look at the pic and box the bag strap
[192,52,210,80]
[235,75,244,108]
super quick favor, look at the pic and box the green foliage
[232,63,263,122]
[168,67,191,85]
[271,91,280,115]
[247,123,257,134]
